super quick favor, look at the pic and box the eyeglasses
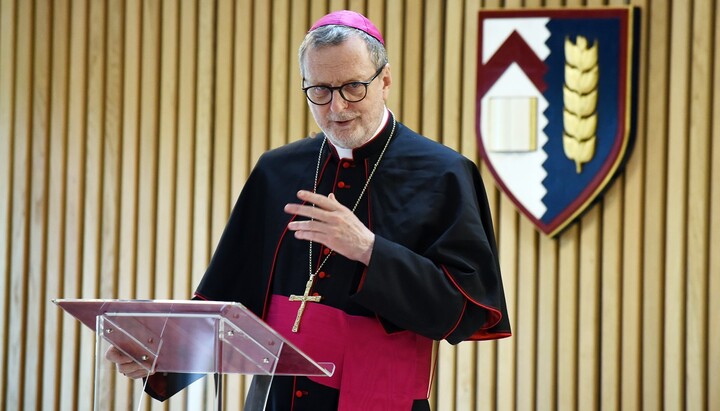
[302,65,386,105]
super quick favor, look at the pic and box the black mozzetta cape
[145,114,511,406]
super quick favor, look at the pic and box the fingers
[297,190,338,207]
[286,190,339,211]
[105,345,130,363]
[105,346,154,379]
[284,190,345,222]
[283,189,373,264]
[284,203,330,222]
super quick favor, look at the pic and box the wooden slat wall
[1,0,718,410]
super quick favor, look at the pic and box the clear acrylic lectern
[53,299,335,411]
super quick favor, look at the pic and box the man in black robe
[107,10,510,410]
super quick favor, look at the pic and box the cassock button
[342,161,351,169]
[318,271,326,279]
[312,292,320,297]
[323,248,330,256]
[295,390,305,398]
[337,181,346,188]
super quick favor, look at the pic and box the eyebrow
[303,74,368,87]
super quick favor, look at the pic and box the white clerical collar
[334,108,389,160]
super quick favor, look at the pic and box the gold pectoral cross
[289,277,322,333]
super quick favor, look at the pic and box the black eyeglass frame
[302,64,387,105]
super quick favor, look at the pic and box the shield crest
[476,8,639,237]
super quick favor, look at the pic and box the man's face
[302,36,391,149]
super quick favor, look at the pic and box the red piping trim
[290,376,297,409]
[468,331,512,341]
[442,299,468,340]
[440,264,504,329]
[356,267,369,290]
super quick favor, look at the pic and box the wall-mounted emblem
[476,8,639,237]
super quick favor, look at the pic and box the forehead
[303,37,375,84]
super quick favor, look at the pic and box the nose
[329,89,349,112]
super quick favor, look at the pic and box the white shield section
[480,20,551,220]
[480,63,549,219]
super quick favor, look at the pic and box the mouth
[333,118,355,126]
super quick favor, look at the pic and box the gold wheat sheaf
[563,36,599,173]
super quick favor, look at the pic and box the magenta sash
[266,294,433,410]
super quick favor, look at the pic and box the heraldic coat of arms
[476,8,639,237]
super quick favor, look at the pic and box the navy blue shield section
[541,17,622,225]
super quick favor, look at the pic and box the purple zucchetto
[309,10,385,46]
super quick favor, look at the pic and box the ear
[381,64,392,100]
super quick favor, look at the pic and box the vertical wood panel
[249,0,271,162]
[420,0,441,140]
[365,0,384,54]
[515,221,538,411]
[685,1,713,410]
[155,0,180,303]
[495,202,518,411]
[25,0,51,409]
[211,0,233,251]
[231,0,253,195]
[79,0,108,405]
[191,0,214,285]
[598,6,629,410]
[117,0,140,302]
[115,3,143,400]
[0,0,14,407]
[7,1,32,409]
[401,0,422,131]
[708,3,720,407]
[102,0,123,314]
[384,0,402,119]
[620,2,647,410]
[168,1,198,407]
[578,207,601,411]
[601,182,623,411]
[135,0,160,300]
[441,0,461,151]
[42,1,71,408]
[516,221,539,411]
[557,226,580,410]
[664,0,692,409]
[214,1,238,405]
[268,0,290,149]
[642,0,670,409]
[190,3,218,407]
[306,0,325,133]
[172,0,197,302]
[59,0,89,407]
[536,236,558,411]
[102,0,125,404]
[286,0,309,146]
